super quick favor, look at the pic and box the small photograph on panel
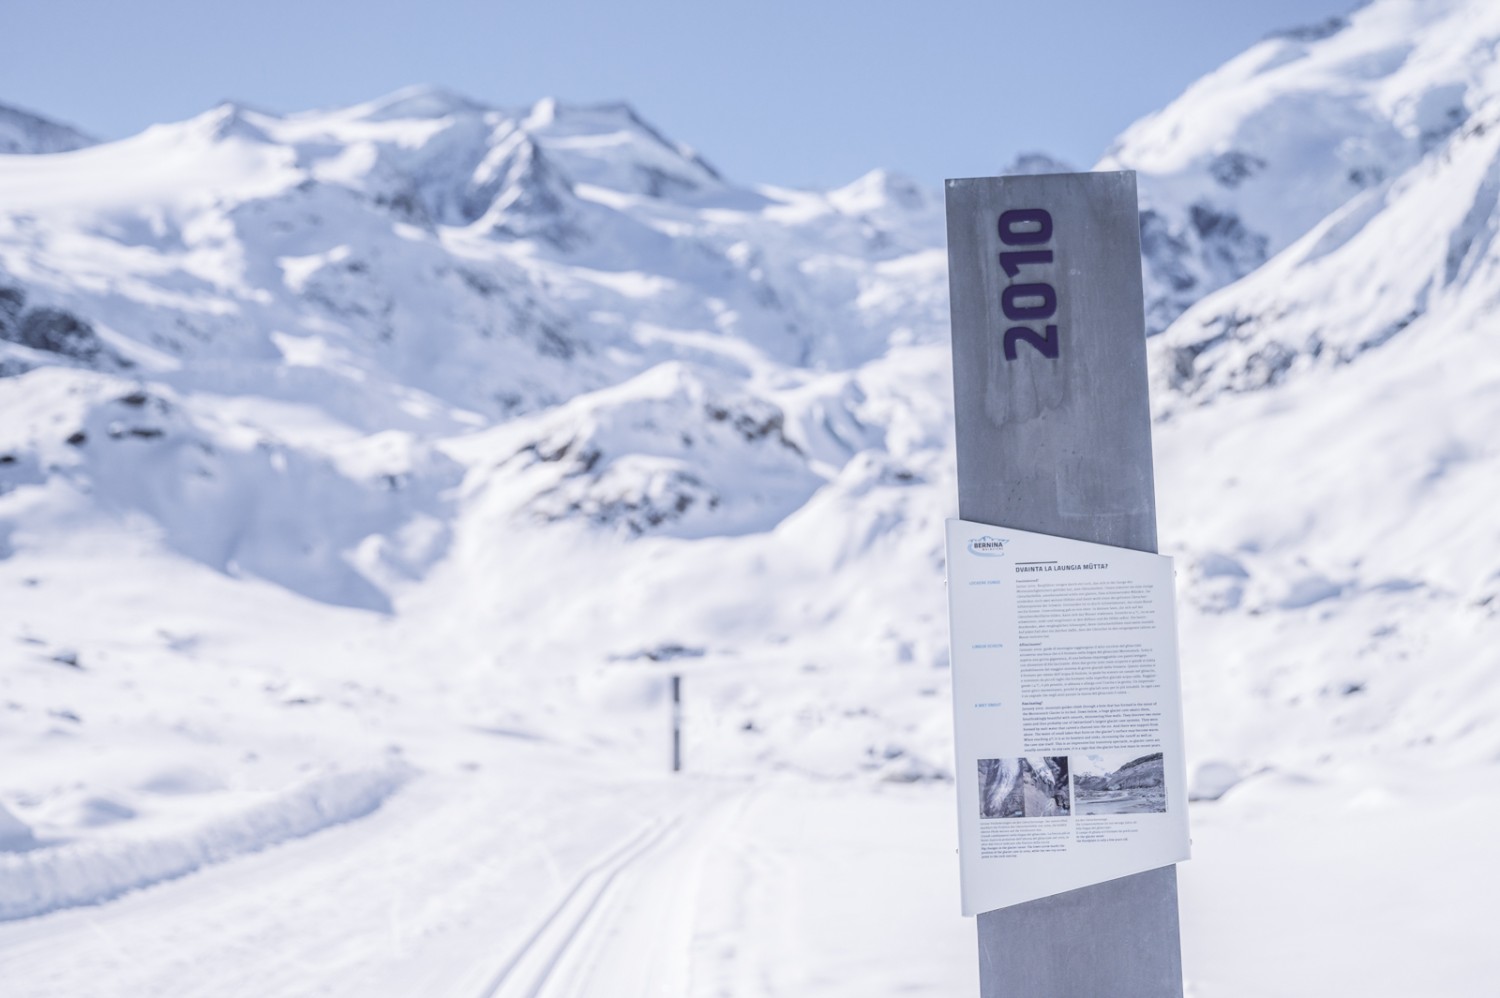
[1071,750,1168,815]
[977,756,1071,818]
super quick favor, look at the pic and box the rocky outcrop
[0,282,112,367]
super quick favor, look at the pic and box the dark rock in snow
[1209,150,1268,189]
[0,285,24,334]
[11,308,104,362]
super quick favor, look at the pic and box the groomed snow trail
[0,746,743,998]
[479,792,747,998]
[475,777,979,998]
[5,752,1495,997]
[0,747,976,998]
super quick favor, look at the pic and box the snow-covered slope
[0,82,957,870]
[1153,88,1500,401]
[0,103,93,156]
[1,2,1498,993]
[1103,0,1500,332]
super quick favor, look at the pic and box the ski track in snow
[0,768,983,998]
[479,799,726,998]
[477,814,692,998]
[0,756,729,998]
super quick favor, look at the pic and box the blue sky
[3,0,1355,188]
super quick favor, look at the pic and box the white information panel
[945,518,1190,916]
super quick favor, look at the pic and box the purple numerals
[997,208,1059,361]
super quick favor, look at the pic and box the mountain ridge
[0,101,94,155]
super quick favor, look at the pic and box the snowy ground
[1182,767,1500,998]
[3,735,1495,997]
[0,743,974,998]
[0,510,1493,998]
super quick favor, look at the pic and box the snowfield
[2,0,1498,994]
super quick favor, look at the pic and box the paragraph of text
[1021,701,1162,752]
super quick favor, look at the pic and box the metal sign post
[944,171,1184,997]
[671,674,682,773]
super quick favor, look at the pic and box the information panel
[946,518,1189,916]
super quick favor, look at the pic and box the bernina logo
[968,535,1008,557]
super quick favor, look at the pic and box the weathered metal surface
[945,170,1183,998]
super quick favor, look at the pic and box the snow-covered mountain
[1106,0,1500,333]
[1,2,1498,993]
[0,83,959,888]
[0,102,93,156]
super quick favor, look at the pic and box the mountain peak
[351,84,491,122]
[1002,152,1076,177]
[1100,0,1500,333]
[524,96,561,128]
[828,168,928,213]
[515,97,726,197]
[195,101,279,143]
